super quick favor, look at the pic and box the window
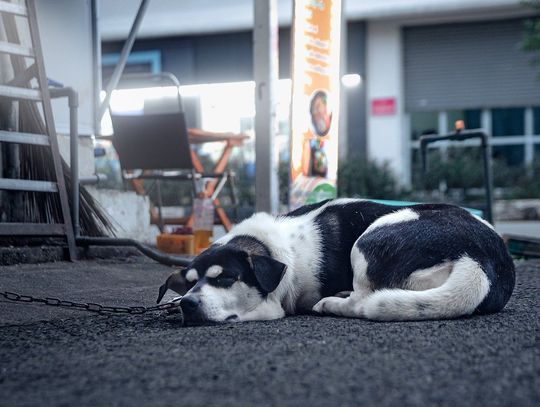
[492,108,525,137]
[410,111,438,140]
[408,107,539,194]
[534,107,540,135]
[492,145,525,167]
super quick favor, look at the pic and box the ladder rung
[0,41,34,58]
[0,84,41,101]
[0,223,65,236]
[0,130,50,146]
[0,1,27,16]
[0,178,58,192]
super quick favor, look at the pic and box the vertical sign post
[254,0,279,214]
[289,0,342,210]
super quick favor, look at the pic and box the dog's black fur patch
[284,199,332,218]
[356,204,515,314]
[226,235,272,257]
[250,255,287,294]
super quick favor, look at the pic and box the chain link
[1,291,184,323]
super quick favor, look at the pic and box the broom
[17,99,116,237]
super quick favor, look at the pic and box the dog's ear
[156,270,188,303]
[249,255,287,294]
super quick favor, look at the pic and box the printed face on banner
[289,0,342,210]
[310,90,332,136]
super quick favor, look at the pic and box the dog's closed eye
[212,276,237,287]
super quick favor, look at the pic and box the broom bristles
[18,100,116,237]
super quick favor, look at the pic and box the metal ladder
[0,0,76,260]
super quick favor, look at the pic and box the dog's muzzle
[179,295,206,324]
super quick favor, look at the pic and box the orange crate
[156,233,195,255]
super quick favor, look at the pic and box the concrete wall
[35,0,95,136]
[56,135,95,177]
[88,187,160,243]
[365,21,407,184]
[1,2,96,176]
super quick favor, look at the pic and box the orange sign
[289,0,342,210]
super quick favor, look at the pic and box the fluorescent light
[341,74,361,88]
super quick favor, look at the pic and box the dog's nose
[180,296,200,313]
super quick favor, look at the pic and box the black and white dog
[157,199,515,324]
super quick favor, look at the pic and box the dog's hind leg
[312,246,372,317]
[362,256,491,321]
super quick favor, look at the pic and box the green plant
[411,146,540,199]
[337,157,402,199]
[510,159,540,198]
[411,149,447,191]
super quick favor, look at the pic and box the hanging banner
[289,0,342,210]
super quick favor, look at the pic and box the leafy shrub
[511,159,540,198]
[339,149,540,202]
[337,156,401,199]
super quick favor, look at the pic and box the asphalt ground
[0,254,538,407]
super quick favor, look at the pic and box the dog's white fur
[205,265,223,278]
[362,208,419,236]
[185,268,198,282]
[217,208,324,316]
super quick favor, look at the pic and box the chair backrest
[111,111,193,171]
[109,72,195,172]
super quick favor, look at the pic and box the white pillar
[366,21,406,184]
[253,0,279,214]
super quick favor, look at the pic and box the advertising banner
[289,0,342,210]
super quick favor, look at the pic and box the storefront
[366,13,540,187]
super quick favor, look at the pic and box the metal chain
[1,291,183,322]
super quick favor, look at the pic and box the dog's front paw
[312,298,330,314]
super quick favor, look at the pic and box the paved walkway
[495,221,540,239]
[0,255,538,407]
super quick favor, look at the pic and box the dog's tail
[363,256,492,321]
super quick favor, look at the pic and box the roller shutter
[404,19,540,112]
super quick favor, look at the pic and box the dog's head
[157,244,287,324]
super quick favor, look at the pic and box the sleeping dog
[157,199,515,324]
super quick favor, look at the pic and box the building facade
[365,3,540,186]
[100,0,539,186]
